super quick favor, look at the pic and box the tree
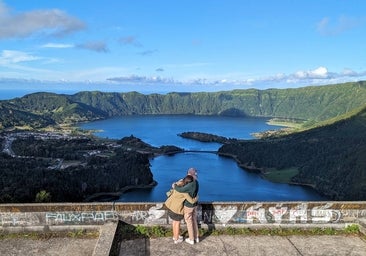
[35,190,51,203]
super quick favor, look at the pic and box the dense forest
[0,134,182,203]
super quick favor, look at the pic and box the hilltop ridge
[1,81,366,130]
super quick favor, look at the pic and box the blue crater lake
[79,115,326,202]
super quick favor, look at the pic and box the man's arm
[174,181,195,193]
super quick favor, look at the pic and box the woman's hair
[182,175,193,185]
[175,175,194,187]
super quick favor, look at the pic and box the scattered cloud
[41,43,74,48]
[0,50,41,64]
[237,66,366,87]
[41,41,109,52]
[0,1,85,39]
[1,65,366,93]
[316,15,362,36]
[106,66,366,88]
[137,49,158,56]
[0,50,63,76]
[107,75,174,84]
[341,68,358,77]
[155,68,164,72]
[119,36,142,47]
[76,41,108,52]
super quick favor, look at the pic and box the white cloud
[0,1,85,39]
[294,66,328,79]
[317,15,362,36]
[41,43,74,48]
[311,66,328,78]
[0,50,40,64]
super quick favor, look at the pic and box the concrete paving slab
[0,237,98,256]
[120,235,366,256]
[289,235,366,256]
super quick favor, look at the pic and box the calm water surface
[80,115,326,202]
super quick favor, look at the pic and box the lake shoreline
[218,152,318,189]
[84,181,158,202]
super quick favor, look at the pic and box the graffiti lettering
[129,204,166,224]
[246,204,267,224]
[269,206,288,224]
[46,211,117,224]
[311,203,341,223]
[1,213,40,227]
[289,203,308,223]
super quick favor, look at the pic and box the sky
[0,0,366,94]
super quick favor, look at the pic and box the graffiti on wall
[118,202,364,225]
[0,212,41,227]
[1,202,365,227]
[201,203,359,225]
[119,203,166,225]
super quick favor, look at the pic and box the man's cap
[187,167,198,178]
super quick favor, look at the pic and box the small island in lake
[178,131,239,144]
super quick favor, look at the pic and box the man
[174,167,199,245]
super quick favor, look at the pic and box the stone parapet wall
[0,202,365,229]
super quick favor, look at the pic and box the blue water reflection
[79,115,326,202]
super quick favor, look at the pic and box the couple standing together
[164,167,199,245]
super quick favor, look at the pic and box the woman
[164,175,197,244]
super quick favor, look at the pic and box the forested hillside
[218,105,366,200]
[1,81,366,130]
[69,81,366,121]
[0,134,156,203]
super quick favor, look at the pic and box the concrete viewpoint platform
[1,220,366,256]
[1,232,365,256]
[1,202,366,255]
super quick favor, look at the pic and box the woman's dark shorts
[168,209,184,221]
